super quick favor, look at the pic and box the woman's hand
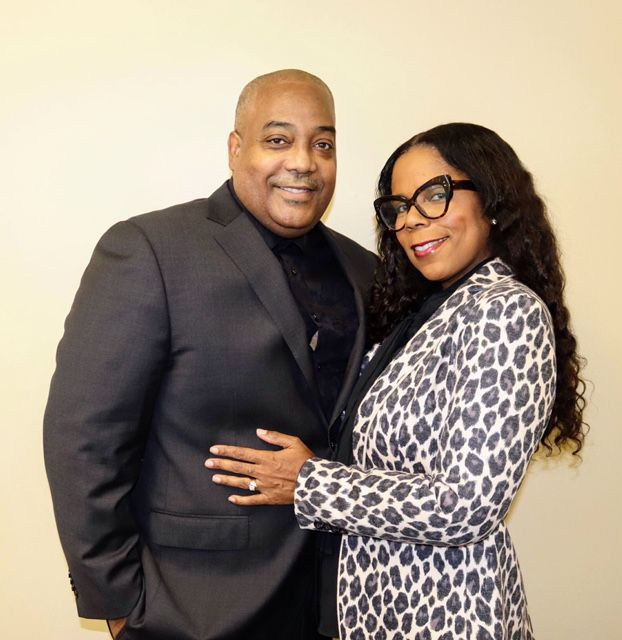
[205,429,315,505]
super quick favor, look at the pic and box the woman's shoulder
[460,259,553,331]
[462,258,546,307]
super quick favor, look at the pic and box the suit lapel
[207,184,319,405]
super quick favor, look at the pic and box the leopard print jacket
[295,259,556,639]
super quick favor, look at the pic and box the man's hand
[205,429,314,505]
[108,617,127,639]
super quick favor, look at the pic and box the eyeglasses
[374,174,477,231]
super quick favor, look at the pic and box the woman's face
[393,145,492,289]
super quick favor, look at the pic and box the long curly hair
[368,122,586,454]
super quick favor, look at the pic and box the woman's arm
[294,290,556,546]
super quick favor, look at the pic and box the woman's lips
[412,236,448,257]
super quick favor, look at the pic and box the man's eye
[315,141,334,151]
[266,137,287,146]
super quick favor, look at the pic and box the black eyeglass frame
[374,174,478,231]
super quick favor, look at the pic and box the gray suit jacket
[44,182,377,640]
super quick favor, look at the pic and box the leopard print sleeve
[294,287,556,545]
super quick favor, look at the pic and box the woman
[206,123,586,639]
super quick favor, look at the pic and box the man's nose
[284,144,316,174]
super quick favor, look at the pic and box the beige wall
[2,0,620,637]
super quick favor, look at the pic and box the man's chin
[267,211,324,237]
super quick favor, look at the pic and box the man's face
[228,81,336,238]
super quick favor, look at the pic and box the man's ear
[228,131,241,170]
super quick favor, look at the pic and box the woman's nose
[401,204,429,229]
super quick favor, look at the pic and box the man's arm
[44,220,169,619]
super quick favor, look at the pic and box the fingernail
[212,475,221,483]
[205,459,214,468]
[210,446,219,454]
[228,496,237,504]
[257,428,267,435]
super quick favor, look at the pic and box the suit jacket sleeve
[294,290,556,546]
[43,220,169,618]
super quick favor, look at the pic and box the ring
[248,479,257,492]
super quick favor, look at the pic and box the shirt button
[312,313,319,322]
[291,267,298,275]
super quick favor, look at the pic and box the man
[44,69,376,639]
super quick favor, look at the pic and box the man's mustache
[271,178,319,190]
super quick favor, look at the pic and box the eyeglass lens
[378,182,449,229]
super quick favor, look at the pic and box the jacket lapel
[385,258,514,370]
[331,257,514,459]
[207,184,319,405]
[420,257,513,329]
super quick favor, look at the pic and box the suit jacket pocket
[145,510,249,550]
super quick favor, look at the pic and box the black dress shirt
[227,181,357,421]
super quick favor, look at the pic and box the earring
[491,218,498,226]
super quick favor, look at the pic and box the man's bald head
[234,69,334,134]
[228,69,337,238]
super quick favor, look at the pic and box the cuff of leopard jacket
[294,457,348,531]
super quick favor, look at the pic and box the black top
[227,180,357,420]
